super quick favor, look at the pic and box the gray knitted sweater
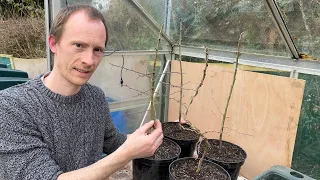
[0,76,127,180]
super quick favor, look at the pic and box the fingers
[154,132,163,148]
[148,120,162,139]
[139,120,155,133]
[153,120,162,129]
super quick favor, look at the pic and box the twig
[179,22,183,123]
[219,32,243,148]
[211,90,224,116]
[109,63,152,78]
[110,62,185,79]
[151,24,164,121]
[140,56,172,127]
[196,138,209,173]
[224,127,254,137]
[120,55,124,86]
[184,47,209,119]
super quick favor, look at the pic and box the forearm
[57,147,130,180]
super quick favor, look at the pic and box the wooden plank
[168,60,305,179]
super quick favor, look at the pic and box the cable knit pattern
[0,76,126,180]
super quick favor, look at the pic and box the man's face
[49,11,106,87]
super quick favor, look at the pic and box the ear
[48,35,57,54]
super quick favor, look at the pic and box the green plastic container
[253,165,315,180]
[0,68,28,78]
[0,63,7,68]
[0,56,11,69]
[0,77,29,90]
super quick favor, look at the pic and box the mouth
[74,68,90,74]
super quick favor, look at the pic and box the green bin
[0,68,28,78]
[0,63,7,68]
[253,165,315,180]
[0,77,29,90]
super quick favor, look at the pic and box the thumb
[139,120,155,133]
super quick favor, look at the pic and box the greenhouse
[0,0,319,179]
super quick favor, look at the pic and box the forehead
[61,11,106,45]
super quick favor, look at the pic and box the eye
[94,48,102,52]
[94,48,104,55]
[75,43,83,48]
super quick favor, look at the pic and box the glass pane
[122,102,161,134]
[89,54,163,102]
[89,54,163,132]
[292,73,320,179]
[135,0,166,25]
[169,0,290,57]
[276,0,320,60]
[66,0,160,50]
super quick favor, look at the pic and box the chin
[70,78,90,87]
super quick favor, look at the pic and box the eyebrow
[71,40,105,50]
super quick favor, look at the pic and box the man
[0,5,163,180]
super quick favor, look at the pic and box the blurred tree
[0,0,44,19]
[102,0,159,51]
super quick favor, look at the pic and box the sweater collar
[33,74,86,104]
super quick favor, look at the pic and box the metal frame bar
[103,50,171,56]
[45,0,64,71]
[173,45,320,76]
[124,0,173,49]
[264,0,300,59]
[164,0,172,35]
[44,0,51,72]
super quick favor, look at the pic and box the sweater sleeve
[0,96,63,180]
[102,101,127,155]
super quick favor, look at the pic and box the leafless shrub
[0,17,46,58]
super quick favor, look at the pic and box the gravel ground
[109,162,133,180]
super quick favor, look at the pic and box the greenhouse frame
[43,0,320,179]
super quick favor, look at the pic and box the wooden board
[168,60,305,179]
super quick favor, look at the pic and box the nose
[81,50,94,66]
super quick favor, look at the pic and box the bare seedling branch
[150,24,164,121]
[178,22,183,123]
[196,138,209,173]
[184,47,209,119]
[219,32,244,148]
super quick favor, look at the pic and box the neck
[43,69,81,96]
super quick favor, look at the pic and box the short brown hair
[49,4,108,45]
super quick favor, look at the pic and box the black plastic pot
[163,122,200,158]
[198,139,247,180]
[132,138,181,180]
[169,157,231,180]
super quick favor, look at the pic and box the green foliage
[291,73,320,179]
[103,0,158,51]
[66,0,93,6]
[0,0,44,19]
[135,0,165,25]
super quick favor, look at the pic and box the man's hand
[119,120,163,159]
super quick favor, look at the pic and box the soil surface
[199,139,246,163]
[163,122,199,140]
[147,138,180,160]
[170,158,230,180]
